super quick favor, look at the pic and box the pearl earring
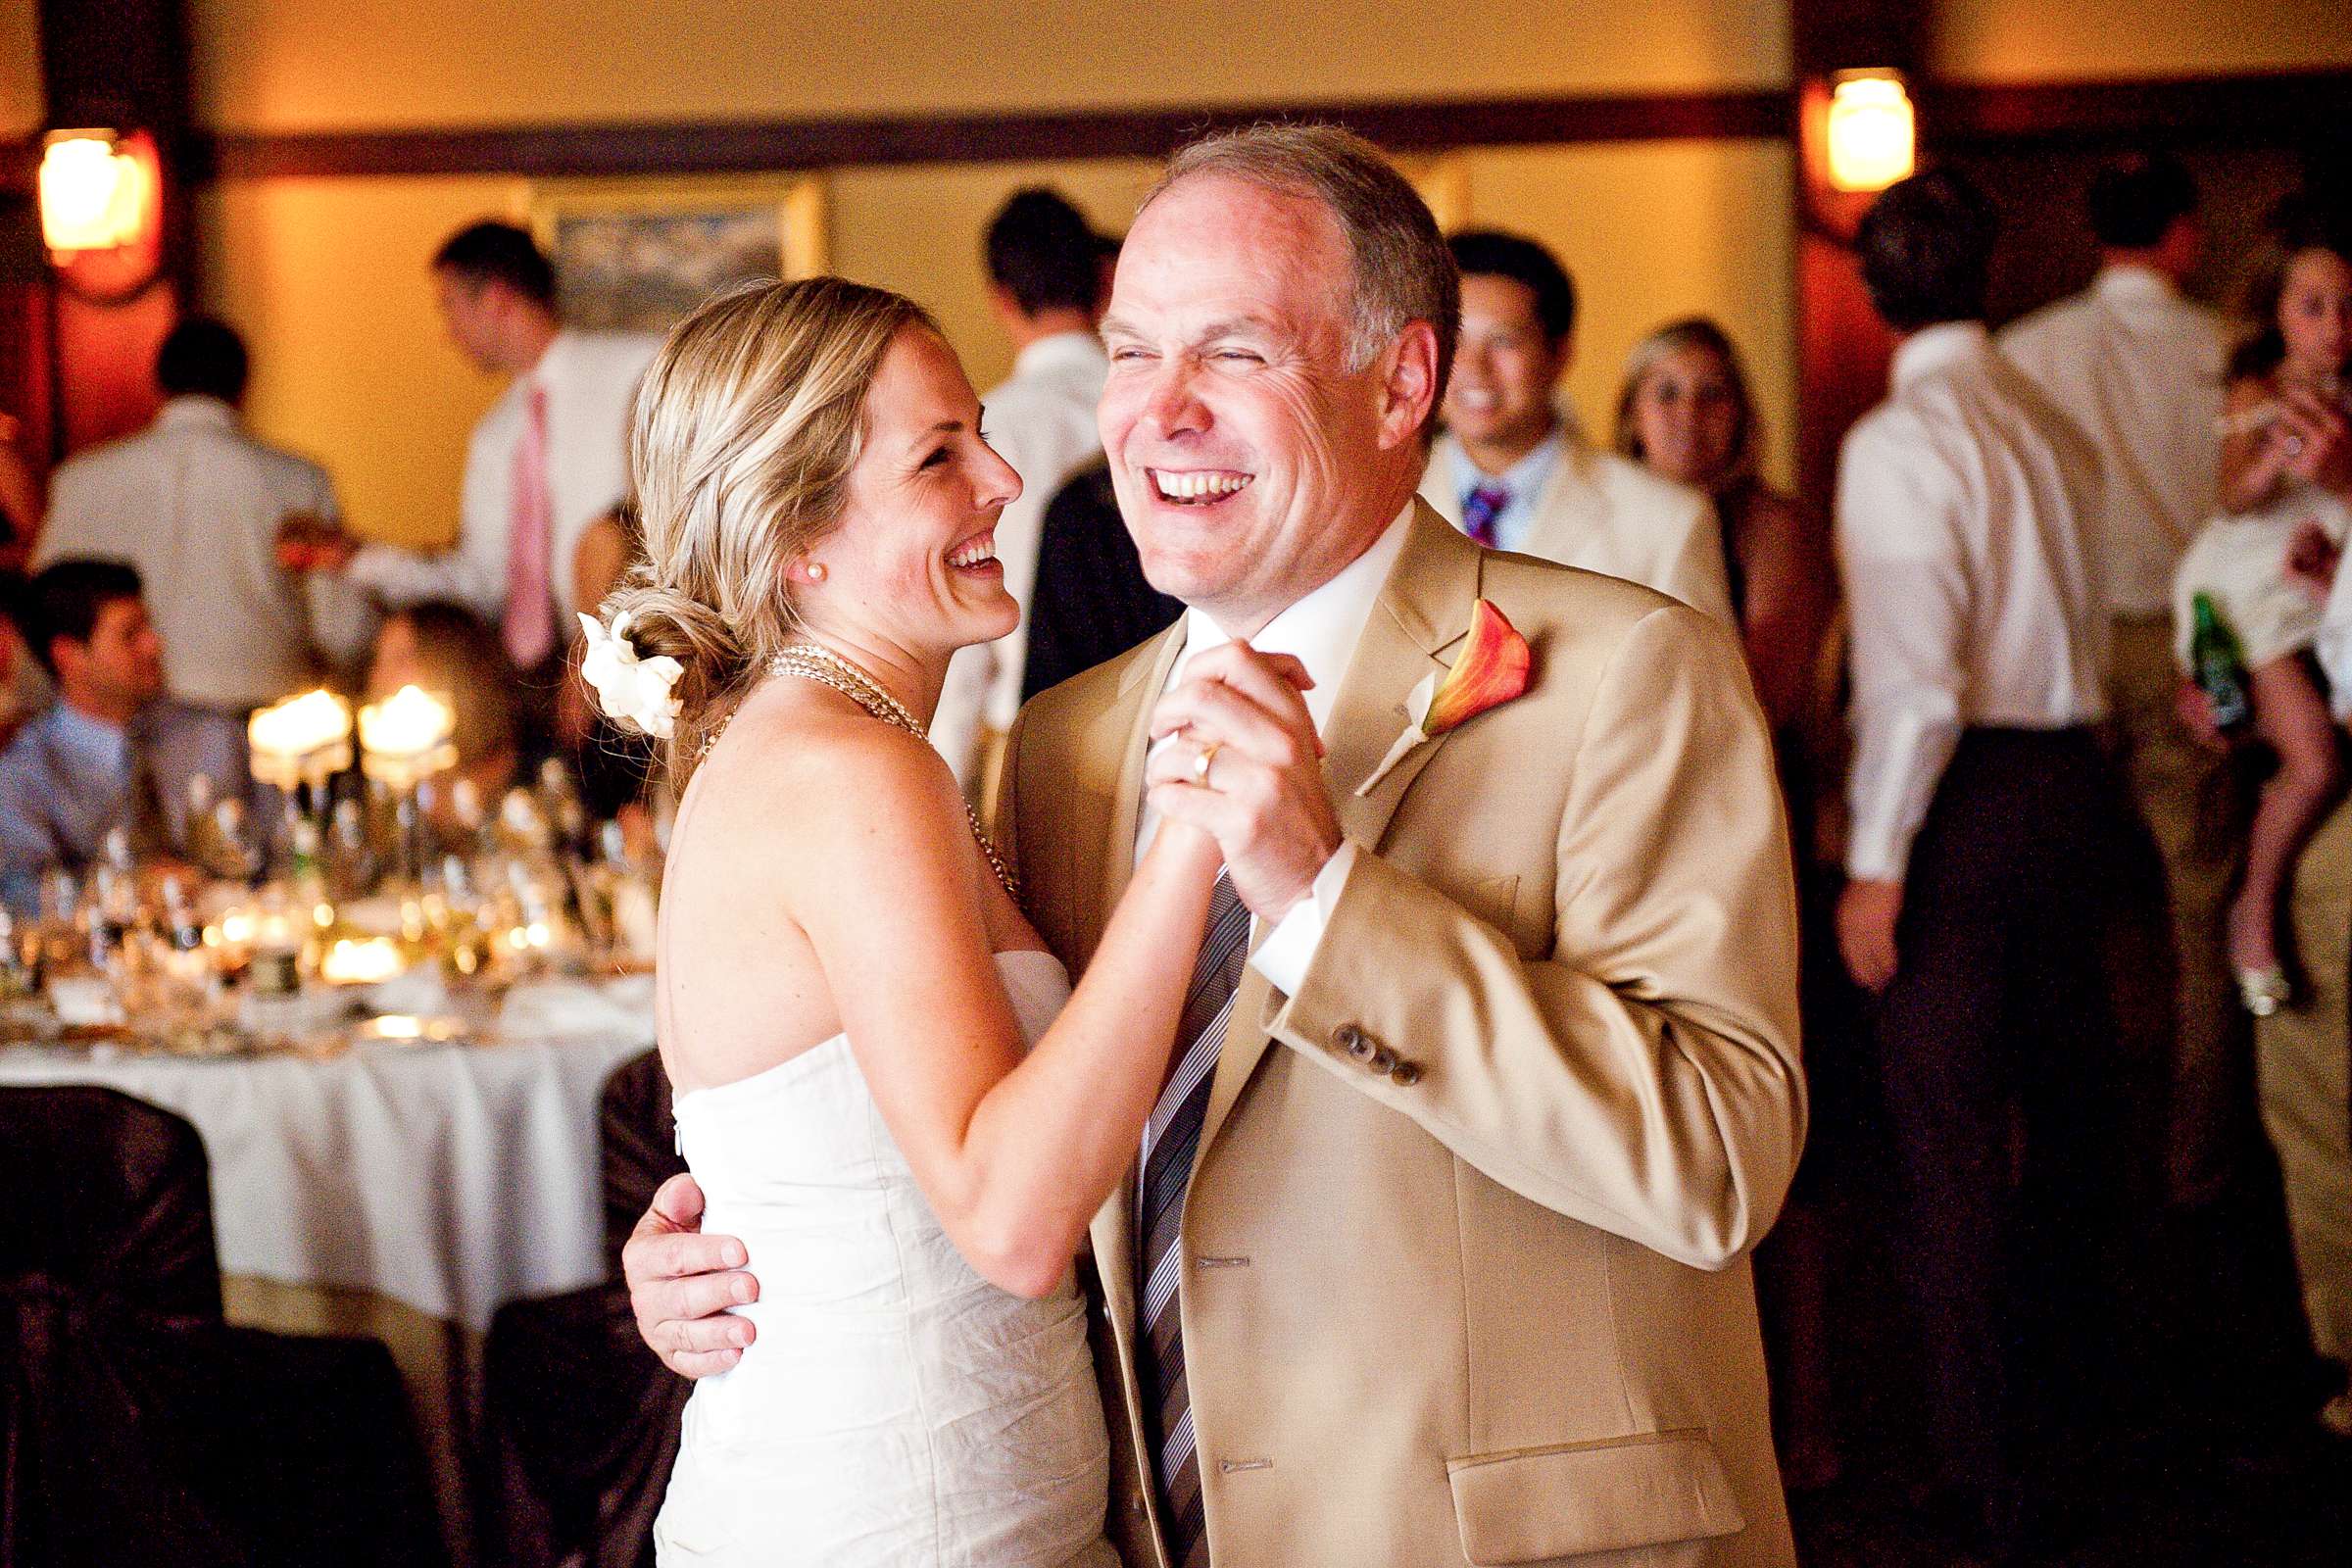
[806,563,827,582]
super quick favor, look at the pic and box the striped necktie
[1460,482,1509,548]
[1136,871,1249,1568]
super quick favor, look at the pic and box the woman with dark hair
[365,600,522,818]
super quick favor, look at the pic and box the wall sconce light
[39,130,156,256]
[1825,72,1916,194]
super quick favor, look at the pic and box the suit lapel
[1195,502,1484,1156]
[1517,434,1602,564]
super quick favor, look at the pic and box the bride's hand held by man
[1144,642,1333,922]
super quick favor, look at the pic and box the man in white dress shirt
[295,222,659,729]
[1999,155,2242,1210]
[932,189,1113,792]
[1417,229,1734,623]
[1837,170,2142,1555]
[37,318,376,802]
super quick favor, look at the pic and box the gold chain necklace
[767,644,1019,900]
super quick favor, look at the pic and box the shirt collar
[1012,329,1108,378]
[1172,503,1414,733]
[520,327,579,390]
[2093,264,2180,307]
[1451,426,1565,506]
[1890,320,1991,390]
[155,395,239,431]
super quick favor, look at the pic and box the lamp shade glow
[1826,74,1916,194]
[39,132,152,253]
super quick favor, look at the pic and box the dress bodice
[657,951,1116,1568]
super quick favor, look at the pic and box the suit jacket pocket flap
[1446,1430,1744,1563]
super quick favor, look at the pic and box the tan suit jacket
[1001,503,1802,1567]
[1421,432,1738,625]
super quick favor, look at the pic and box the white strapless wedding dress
[655,950,1117,1568]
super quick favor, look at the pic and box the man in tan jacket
[627,126,1803,1567]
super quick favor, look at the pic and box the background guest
[1419,228,1735,622]
[34,318,378,806]
[2175,218,2352,1013]
[0,560,176,913]
[2256,195,2352,1444]
[1836,169,2138,1556]
[363,601,521,830]
[1616,316,1832,726]
[290,221,660,760]
[931,187,1111,798]
[1016,458,1182,702]
[1999,153,2245,1211]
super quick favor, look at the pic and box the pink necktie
[505,382,556,668]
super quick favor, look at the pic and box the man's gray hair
[1146,123,1460,403]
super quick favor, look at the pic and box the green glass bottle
[2189,592,2252,735]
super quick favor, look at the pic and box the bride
[589,276,1239,1566]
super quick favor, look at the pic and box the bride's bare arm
[786,725,1221,1298]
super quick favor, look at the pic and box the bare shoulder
[685,686,964,874]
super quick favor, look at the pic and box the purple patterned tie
[1460,483,1509,548]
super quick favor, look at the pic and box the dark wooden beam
[189,90,1796,182]
[1928,70,2352,152]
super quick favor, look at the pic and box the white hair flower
[577,611,684,739]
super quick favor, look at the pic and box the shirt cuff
[1248,840,1358,997]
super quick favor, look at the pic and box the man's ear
[1374,320,1442,453]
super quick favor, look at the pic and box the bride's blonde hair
[598,276,938,778]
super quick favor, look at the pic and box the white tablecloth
[0,976,655,1332]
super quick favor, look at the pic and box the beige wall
[189,0,1788,132]
[197,138,1796,547]
[0,0,40,138]
[1447,141,1797,489]
[1930,0,2352,80]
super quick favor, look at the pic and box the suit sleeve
[1263,603,1804,1269]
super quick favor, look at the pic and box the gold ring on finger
[1193,740,1221,785]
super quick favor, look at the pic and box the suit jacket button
[1389,1061,1423,1087]
[1337,1025,1374,1060]
[1368,1046,1398,1073]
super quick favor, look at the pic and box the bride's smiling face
[796,325,1022,658]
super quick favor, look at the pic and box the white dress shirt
[348,328,660,634]
[37,397,377,710]
[933,332,1109,783]
[1837,322,2110,883]
[1998,265,2229,617]
[1137,504,1414,995]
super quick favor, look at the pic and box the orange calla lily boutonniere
[1353,598,1532,798]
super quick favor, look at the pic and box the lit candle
[319,936,406,986]
[360,686,459,788]
[249,688,355,788]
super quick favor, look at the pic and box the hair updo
[597,275,938,778]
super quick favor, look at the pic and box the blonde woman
[597,278,1241,1566]
[1616,318,1831,730]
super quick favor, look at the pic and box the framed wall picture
[525,175,827,334]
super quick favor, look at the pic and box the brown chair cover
[482,1048,690,1568]
[0,1085,444,1568]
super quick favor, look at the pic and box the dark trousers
[1870,726,2148,1495]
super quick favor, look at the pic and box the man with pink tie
[292,222,658,735]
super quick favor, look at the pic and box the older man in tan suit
[628,126,1802,1567]
[1419,228,1735,625]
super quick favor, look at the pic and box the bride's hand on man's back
[624,1171,761,1378]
